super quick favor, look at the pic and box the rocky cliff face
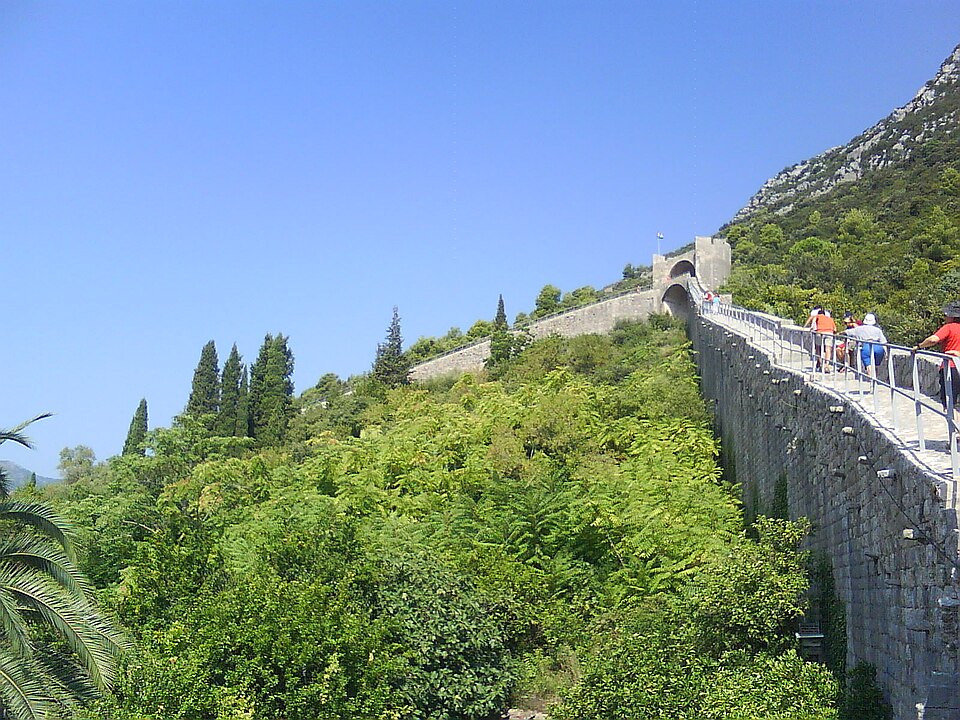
[732,44,960,223]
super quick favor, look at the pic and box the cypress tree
[488,295,513,367]
[238,364,250,438]
[122,398,148,456]
[372,306,410,387]
[494,294,508,331]
[186,340,221,419]
[249,334,295,444]
[216,344,244,437]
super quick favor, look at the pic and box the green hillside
[18,319,856,719]
[719,44,960,343]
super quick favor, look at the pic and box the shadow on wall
[670,259,696,279]
[662,283,692,321]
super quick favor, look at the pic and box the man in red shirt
[915,300,960,418]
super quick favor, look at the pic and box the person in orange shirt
[805,308,836,372]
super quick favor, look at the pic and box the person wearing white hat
[844,312,887,382]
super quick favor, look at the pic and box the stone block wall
[690,316,960,719]
[410,235,730,383]
[410,290,660,381]
[525,290,659,341]
[409,338,492,382]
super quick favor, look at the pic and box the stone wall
[525,290,660,341]
[410,290,660,381]
[690,315,960,720]
[410,235,730,383]
[409,338,492,382]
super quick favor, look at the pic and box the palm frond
[0,415,53,451]
[0,534,89,596]
[0,502,78,558]
[0,573,32,660]
[0,646,65,720]
[34,645,98,706]
[1,568,122,691]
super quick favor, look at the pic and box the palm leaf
[0,570,32,660]
[0,414,53,451]
[0,647,64,720]
[1,568,122,691]
[0,534,89,596]
[0,502,78,558]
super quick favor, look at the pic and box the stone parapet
[690,315,960,720]
[410,236,731,383]
[410,290,661,381]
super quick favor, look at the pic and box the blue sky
[3,1,959,477]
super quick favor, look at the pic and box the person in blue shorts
[844,313,887,381]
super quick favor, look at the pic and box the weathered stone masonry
[690,315,960,720]
[411,236,728,381]
[410,232,960,716]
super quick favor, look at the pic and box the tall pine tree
[248,334,294,445]
[122,398,148,456]
[238,364,250,438]
[494,294,508,331]
[186,340,221,420]
[488,294,513,367]
[372,306,410,387]
[216,344,245,437]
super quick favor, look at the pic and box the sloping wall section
[690,315,960,720]
[411,236,727,381]
[409,233,960,716]
[410,290,661,380]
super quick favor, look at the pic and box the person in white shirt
[844,313,887,380]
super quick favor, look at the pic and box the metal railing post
[843,338,850,393]
[944,363,958,483]
[887,346,898,432]
[913,352,926,452]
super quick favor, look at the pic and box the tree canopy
[185,340,220,420]
[122,398,148,456]
[30,319,852,718]
[372,306,410,387]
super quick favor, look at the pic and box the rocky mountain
[0,460,60,488]
[732,44,960,223]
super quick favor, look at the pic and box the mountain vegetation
[719,44,960,344]
[121,399,148,457]
[7,39,948,720]
[0,415,126,718]
[12,318,862,718]
[0,462,58,489]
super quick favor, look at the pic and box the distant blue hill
[0,461,61,488]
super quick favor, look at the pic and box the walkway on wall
[691,287,960,509]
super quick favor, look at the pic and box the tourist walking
[914,300,960,424]
[806,308,836,372]
[836,312,860,370]
[844,313,887,381]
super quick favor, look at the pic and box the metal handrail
[689,278,959,482]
